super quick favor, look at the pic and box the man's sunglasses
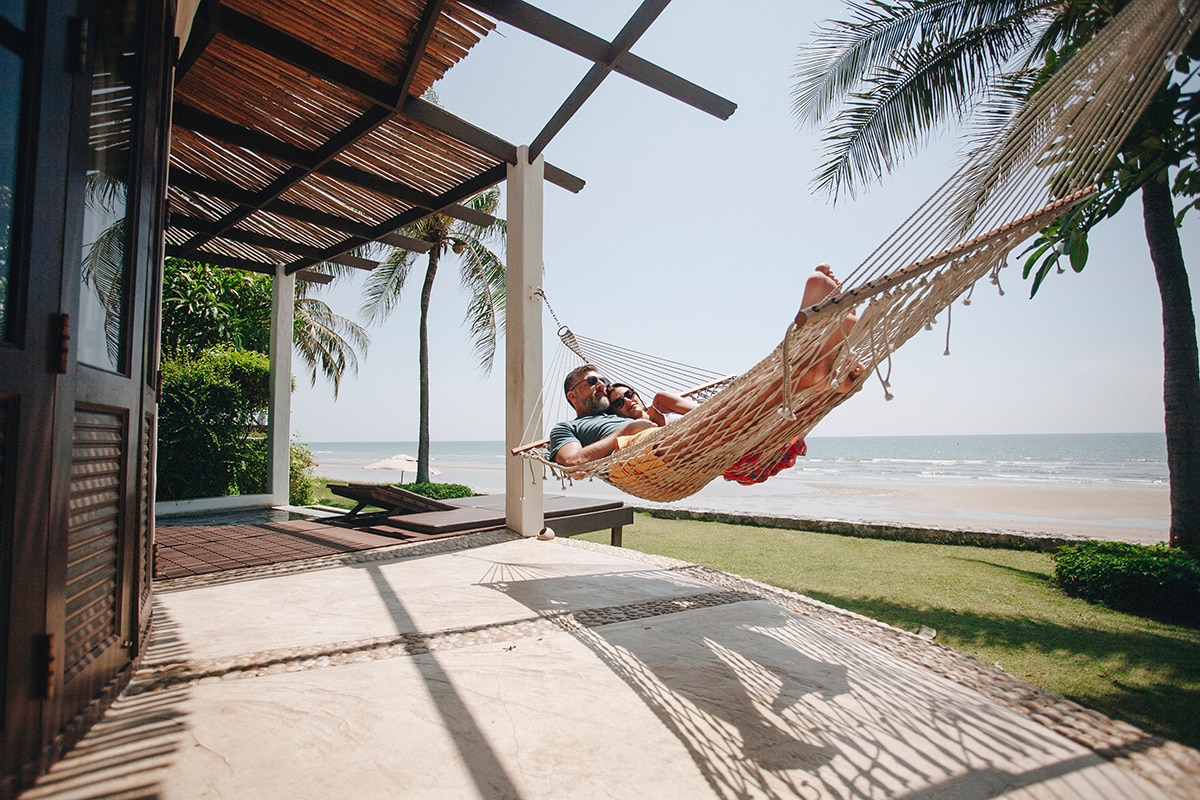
[610,389,637,410]
[570,374,610,392]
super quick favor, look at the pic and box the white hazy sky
[290,0,1199,444]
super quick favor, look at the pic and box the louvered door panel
[64,409,124,680]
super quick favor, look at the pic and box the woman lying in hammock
[607,381,808,485]
[607,383,696,427]
[547,265,861,474]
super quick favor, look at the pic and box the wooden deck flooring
[154,495,634,580]
[154,519,409,579]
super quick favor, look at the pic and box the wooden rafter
[168,0,733,275]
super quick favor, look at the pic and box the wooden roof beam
[461,0,736,124]
[172,103,496,226]
[212,6,584,193]
[530,0,671,159]
[163,245,277,275]
[176,0,219,81]
[168,214,406,266]
[172,162,507,277]
[394,0,449,104]
[174,2,451,255]
[170,211,432,257]
[158,245,334,285]
[281,163,507,274]
[170,168,396,242]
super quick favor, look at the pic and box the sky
[289,0,1199,444]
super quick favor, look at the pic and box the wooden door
[44,0,170,745]
[0,1,78,789]
[0,0,171,792]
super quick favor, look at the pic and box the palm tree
[360,188,506,483]
[792,0,1200,551]
[293,273,371,399]
[161,258,369,397]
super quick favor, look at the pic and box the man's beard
[580,393,610,414]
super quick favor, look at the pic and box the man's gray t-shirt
[547,413,629,461]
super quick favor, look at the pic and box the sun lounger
[362,495,633,546]
[326,483,455,520]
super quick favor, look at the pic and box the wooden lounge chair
[326,482,455,521]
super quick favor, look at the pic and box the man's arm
[553,420,656,467]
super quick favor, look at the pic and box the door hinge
[40,634,57,700]
[58,313,70,374]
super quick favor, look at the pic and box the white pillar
[505,147,544,536]
[268,265,295,505]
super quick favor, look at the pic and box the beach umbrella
[365,453,440,483]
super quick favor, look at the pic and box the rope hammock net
[517,0,1200,503]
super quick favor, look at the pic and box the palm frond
[80,218,127,364]
[294,296,371,398]
[359,247,417,324]
[810,7,1049,198]
[85,170,127,215]
[456,236,506,375]
[793,0,1053,125]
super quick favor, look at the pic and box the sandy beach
[316,460,1170,546]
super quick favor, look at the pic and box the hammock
[517,0,1199,503]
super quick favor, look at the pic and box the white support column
[505,146,544,536]
[268,264,295,505]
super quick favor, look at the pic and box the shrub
[157,348,271,500]
[289,439,319,505]
[398,482,475,501]
[1053,542,1200,624]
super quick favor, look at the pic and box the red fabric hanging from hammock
[721,436,807,486]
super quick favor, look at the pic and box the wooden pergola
[166,0,735,528]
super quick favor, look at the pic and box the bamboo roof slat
[167,0,732,274]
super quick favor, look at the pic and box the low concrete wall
[633,506,1089,552]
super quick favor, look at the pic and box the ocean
[306,432,1168,492]
[304,433,1170,543]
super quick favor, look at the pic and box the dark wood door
[0,1,78,788]
[43,0,170,745]
[0,0,171,791]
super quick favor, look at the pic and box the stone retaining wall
[633,506,1090,551]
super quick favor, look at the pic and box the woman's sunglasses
[610,389,638,410]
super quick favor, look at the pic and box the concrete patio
[19,527,1200,799]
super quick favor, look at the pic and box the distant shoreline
[317,461,1169,546]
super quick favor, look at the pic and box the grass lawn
[578,513,1200,750]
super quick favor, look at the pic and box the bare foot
[795,265,843,326]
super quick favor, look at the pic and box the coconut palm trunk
[1141,177,1200,551]
[360,185,505,485]
[416,247,440,484]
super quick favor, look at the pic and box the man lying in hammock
[547,366,651,467]
[548,265,857,472]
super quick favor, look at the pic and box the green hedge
[396,482,475,501]
[1053,542,1200,625]
[157,348,271,500]
[290,439,319,505]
